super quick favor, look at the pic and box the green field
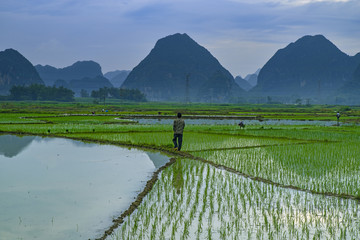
[1,101,359,239]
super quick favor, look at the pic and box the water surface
[0,135,169,240]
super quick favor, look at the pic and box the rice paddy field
[1,101,360,239]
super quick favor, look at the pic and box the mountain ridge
[0,49,44,94]
[253,35,360,97]
[121,33,244,102]
[35,61,103,86]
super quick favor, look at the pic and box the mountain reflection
[0,135,169,169]
[0,135,35,158]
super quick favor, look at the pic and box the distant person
[173,112,185,151]
[238,121,245,129]
[336,112,341,126]
[336,112,340,120]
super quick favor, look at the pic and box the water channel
[0,135,170,240]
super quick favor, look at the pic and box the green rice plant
[107,158,360,240]
[193,139,360,196]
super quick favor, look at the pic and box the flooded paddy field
[0,110,359,239]
[0,135,170,240]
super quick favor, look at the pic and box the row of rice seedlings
[234,125,360,142]
[193,141,360,196]
[107,158,360,240]
[179,132,301,151]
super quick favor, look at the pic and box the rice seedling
[107,158,360,240]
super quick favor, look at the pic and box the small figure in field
[238,121,245,129]
[173,112,185,151]
[336,112,340,126]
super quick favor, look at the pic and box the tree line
[9,84,75,101]
[6,85,147,102]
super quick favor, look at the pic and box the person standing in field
[336,112,341,126]
[173,112,185,151]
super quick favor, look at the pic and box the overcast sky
[1,0,359,77]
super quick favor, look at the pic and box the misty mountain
[244,68,260,87]
[35,61,103,86]
[338,62,360,96]
[104,70,131,87]
[36,61,114,95]
[54,76,113,96]
[0,49,44,94]
[121,33,244,102]
[69,76,113,94]
[234,75,253,91]
[253,35,360,97]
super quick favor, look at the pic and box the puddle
[0,135,170,240]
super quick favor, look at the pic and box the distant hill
[0,49,44,94]
[35,61,103,86]
[36,61,113,95]
[104,70,131,87]
[244,68,260,87]
[53,76,113,96]
[121,33,244,102]
[68,76,113,95]
[338,61,360,98]
[234,75,253,91]
[253,35,360,97]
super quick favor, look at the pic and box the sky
[1,0,359,78]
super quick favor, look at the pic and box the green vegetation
[1,100,360,122]
[8,84,75,101]
[111,159,360,239]
[0,101,359,239]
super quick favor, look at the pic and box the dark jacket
[173,118,185,134]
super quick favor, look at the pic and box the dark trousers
[173,134,183,150]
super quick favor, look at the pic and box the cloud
[0,0,359,76]
[228,0,351,6]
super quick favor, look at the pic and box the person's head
[177,112,182,118]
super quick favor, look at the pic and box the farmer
[173,112,185,151]
[336,112,340,126]
[238,121,245,129]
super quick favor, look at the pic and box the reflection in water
[0,135,169,240]
[0,135,35,157]
[147,152,170,168]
